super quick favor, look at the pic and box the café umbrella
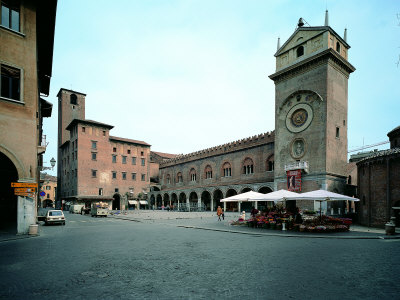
[286,189,360,218]
[220,191,272,202]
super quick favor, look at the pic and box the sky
[42,0,400,176]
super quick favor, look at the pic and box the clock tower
[269,16,355,194]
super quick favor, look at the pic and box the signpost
[11,182,38,188]
[11,182,37,198]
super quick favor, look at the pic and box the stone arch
[150,195,155,207]
[163,193,170,206]
[213,189,223,210]
[225,188,238,212]
[279,90,323,112]
[179,192,186,203]
[156,194,162,208]
[152,186,160,192]
[240,187,253,193]
[113,193,121,210]
[201,190,211,211]
[171,193,178,207]
[296,45,304,57]
[0,151,19,231]
[257,186,274,210]
[0,144,25,179]
[70,93,78,105]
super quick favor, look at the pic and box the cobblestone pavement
[0,211,399,299]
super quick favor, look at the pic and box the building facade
[40,173,57,208]
[0,0,57,233]
[57,88,151,210]
[149,132,275,212]
[150,16,355,213]
[357,126,400,227]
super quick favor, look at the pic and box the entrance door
[113,194,121,210]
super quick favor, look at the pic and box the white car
[45,210,66,225]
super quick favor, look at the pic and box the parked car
[45,210,66,225]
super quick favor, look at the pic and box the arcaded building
[357,126,400,227]
[0,0,57,233]
[149,132,275,212]
[57,89,151,210]
[150,15,356,213]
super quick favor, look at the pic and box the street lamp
[40,157,56,171]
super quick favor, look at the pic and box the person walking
[217,206,223,221]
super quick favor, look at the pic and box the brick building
[0,0,57,233]
[357,126,400,227]
[149,132,275,212]
[57,89,151,210]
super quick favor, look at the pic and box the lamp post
[40,157,56,171]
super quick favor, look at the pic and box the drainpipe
[387,158,391,221]
[368,162,371,227]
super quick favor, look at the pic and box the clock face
[286,103,313,133]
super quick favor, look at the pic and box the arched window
[266,155,274,171]
[176,172,183,183]
[189,168,197,182]
[222,162,232,177]
[70,94,77,105]
[336,42,341,53]
[204,165,212,179]
[296,46,304,57]
[166,174,171,184]
[242,158,254,175]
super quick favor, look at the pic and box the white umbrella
[287,189,359,202]
[253,189,300,202]
[286,189,359,219]
[220,191,270,202]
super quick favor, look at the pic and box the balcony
[284,161,309,173]
[37,135,49,155]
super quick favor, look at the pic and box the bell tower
[269,14,355,193]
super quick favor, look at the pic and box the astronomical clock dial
[286,103,313,133]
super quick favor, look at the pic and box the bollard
[29,224,39,235]
[385,223,395,235]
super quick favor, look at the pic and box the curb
[0,234,39,243]
[176,225,400,240]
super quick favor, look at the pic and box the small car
[44,210,66,225]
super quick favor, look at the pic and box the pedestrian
[222,208,225,220]
[217,206,222,221]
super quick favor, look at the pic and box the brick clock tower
[269,16,355,195]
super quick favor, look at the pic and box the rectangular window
[122,156,127,164]
[92,170,97,177]
[132,173,136,180]
[112,155,117,163]
[1,64,20,101]
[46,186,51,190]
[1,0,20,31]
[127,149,131,154]
[141,158,145,166]
[122,172,126,180]
[115,188,119,193]
[99,188,103,196]
[91,152,97,160]
[141,151,144,156]
[112,171,116,179]
[102,131,106,136]
[91,141,97,149]
[82,127,85,133]
[336,127,340,138]
[141,174,146,181]
[47,194,50,199]
[113,147,116,152]
[132,157,136,165]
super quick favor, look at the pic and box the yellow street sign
[14,188,36,193]
[14,192,34,197]
[11,182,38,188]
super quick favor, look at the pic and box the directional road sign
[11,182,38,188]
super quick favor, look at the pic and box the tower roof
[275,26,350,57]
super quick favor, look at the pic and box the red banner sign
[287,169,302,192]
